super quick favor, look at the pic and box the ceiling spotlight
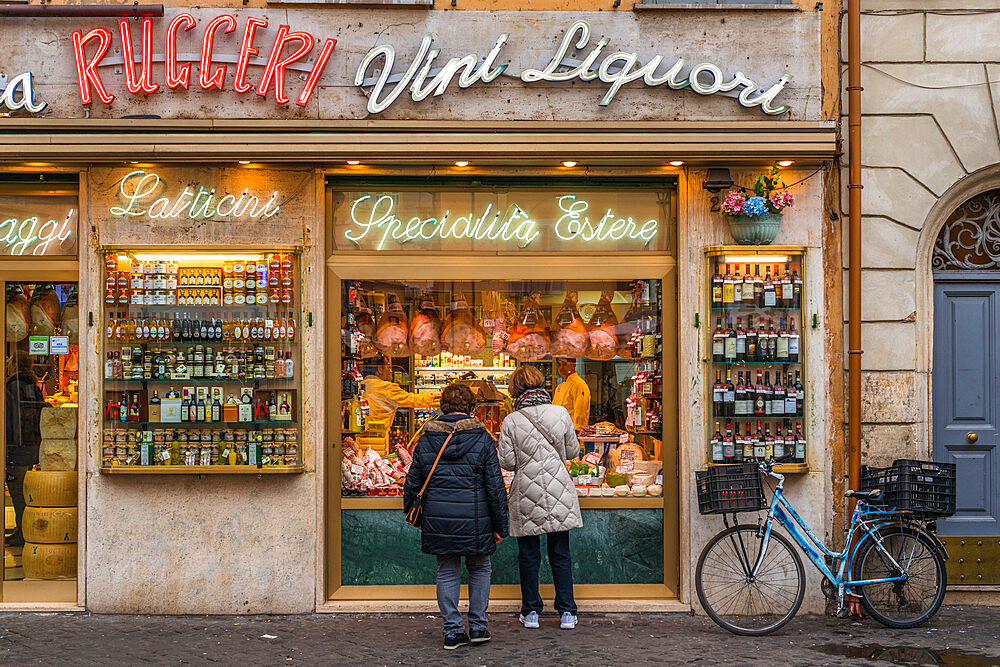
[669,160,685,167]
[346,160,361,166]
[778,160,794,167]
[562,160,578,168]
[454,160,470,167]
[238,160,251,165]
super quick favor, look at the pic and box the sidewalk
[1,605,998,665]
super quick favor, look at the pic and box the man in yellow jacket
[363,359,438,438]
[553,358,591,431]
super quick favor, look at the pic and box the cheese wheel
[22,506,77,543]
[22,542,77,579]
[23,470,77,507]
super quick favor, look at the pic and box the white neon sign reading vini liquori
[345,194,658,250]
[0,209,74,255]
[111,170,281,220]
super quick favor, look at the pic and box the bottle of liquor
[753,264,764,306]
[794,371,804,417]
[735,317,746,362]
[764,422,775,460]
[104,352,115,379]
[283,349,294,378]
[733,372,746,417]
[745,315,757,362]
[785,372,797,416]
[742,421,754,461]
[196,395,206,422]
[711,421,724,463]
[781,263,793,307]
[180,395,190,422]
[754,370,765,415]
[732,423,744,462]
[743,264,754,305]
[713,318,725,363]
[286,313,295,342]
[795,422,806,463]
[787,317,799,363]
[724,370,735,418]
[722,264,734,306]
[772,372,784,415]
[763,265,776,307]
[784,420,796,462]
[774,423,785,460]
[733,264,743,304]
[792,262,802,309]
[753,420,766,460]
[712,369,723,416]
[776,316,789,361]
[766,318,777,361]
[725,316,737,362]
[129,393,140,422]
[762,371,773,416]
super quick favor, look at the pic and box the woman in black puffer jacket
[403,382,509,650]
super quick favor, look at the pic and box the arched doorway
[932,189,1000,544]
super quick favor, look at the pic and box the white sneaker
[519,611,539,628]
[560,612,578,629]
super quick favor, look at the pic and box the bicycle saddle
[844,489,881,499]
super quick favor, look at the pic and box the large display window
[340,279,665,500]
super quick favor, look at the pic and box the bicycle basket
[696,462,766,515]
[860,459,956,518]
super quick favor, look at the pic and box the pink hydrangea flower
[769,190,794,210]
[721,191,746,216]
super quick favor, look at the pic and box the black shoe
[443,632,470,650]
[469,629,491,644]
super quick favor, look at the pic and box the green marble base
[341,508,663,586]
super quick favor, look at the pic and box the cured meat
[617,281,656,358]
[586,291,620,361]
[62,304,80,345]
[374,293,410,357]
[410,294,442,357]
[507,292,550,361]
[344,295,379,359]
[441,293,486,355]
[30,286,61,337]
[6,290,29,342]
[550,291,588,358]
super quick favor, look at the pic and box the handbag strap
[519,409,560,456]
[416,431,454,497]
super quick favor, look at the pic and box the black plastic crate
[697,462,766,515]
[859,459,956,517]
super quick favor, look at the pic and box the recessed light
[778,160,794,167]
[238,160,251,165]
[129,161,139,165]
[346,160,361,166]
[562,160,578,168]
[669,160,685,167]
[454,160,470,167]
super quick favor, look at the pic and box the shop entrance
[2,274,79,603]
[325,177,679,605]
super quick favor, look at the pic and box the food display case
[99,249,302,473]
[705,247,808,473]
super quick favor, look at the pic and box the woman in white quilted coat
[499,365,583,631]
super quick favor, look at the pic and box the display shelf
[99,464,305,475]
[414,366,516,372]
[104,340,298,345]
[105,378,295,383]
[104,420,295,427]
[710,306,800,312]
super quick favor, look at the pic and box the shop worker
[553,357,591,431]
[363,357,438,441]
[403,382,509,651]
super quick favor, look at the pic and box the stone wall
[840,1,1000,465]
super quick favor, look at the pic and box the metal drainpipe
[847,0,863,500]
[0,5,164,17]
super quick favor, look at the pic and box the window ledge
[267,0,432,6]
[634,2,800,10]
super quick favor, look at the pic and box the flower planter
[726,213,782,245]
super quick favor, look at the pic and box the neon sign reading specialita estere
[344,193,659,250]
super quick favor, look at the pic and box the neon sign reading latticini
[343,193,659,251]
[111,170,281,221]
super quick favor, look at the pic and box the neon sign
[111,170,281,221]
[71,16,337,106]
[356,20,791,116]
[343,194,659,251]
[0,209,75,256]
[0,72,46,113]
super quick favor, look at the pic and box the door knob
[967,432,979,443]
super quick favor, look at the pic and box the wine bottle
[713,369,723,416]
[712,421,724,463]
[795,422,806,463]
[722,264,734,306]
[776,316,789,361]
[785,372,797,416]
[735,317,746,362]
[733,423,744,462]
[743,264,754,305]
[774,423,785,459]
[724,370,735,418]
[792,262,802,309]
[745,316,757,361]
[764,422,775,460]
[712,317,725,363]
[725,316,737,362]
[772,372,784,415]
[763,265,776,307]
[794,371,804,417]
[733,264,743,303]
[787,317,799,363]
[754,420,766,460]
[754,370,765,415]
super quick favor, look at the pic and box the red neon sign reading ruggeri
[70,15,336,107]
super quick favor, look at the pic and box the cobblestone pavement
[0,605,998,666]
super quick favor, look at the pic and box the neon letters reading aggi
[0,209,75,256]
[344,194,659,250]
[112,170,281,220]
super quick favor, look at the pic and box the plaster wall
[82,166,323,613]
[840,1,1000,466]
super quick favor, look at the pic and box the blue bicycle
[695,460,948,635]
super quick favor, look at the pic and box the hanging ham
[347,294,379,359]
[441,292,486,355]
[6,288,29,342]
[507,292,550,361]
[550,291,588,358]
[29,285,61,337]
[374,293,410,357]
[586,291,620,361]
[410,294,442,357]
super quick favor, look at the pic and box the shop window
[341,279,665,500]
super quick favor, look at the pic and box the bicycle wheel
[696,525,805,636]
[853,525,947,629]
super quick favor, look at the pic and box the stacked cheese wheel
[20,470,77,579]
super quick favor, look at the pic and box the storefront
[0,6,838,613]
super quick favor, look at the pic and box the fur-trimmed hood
[424,417,488,434]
